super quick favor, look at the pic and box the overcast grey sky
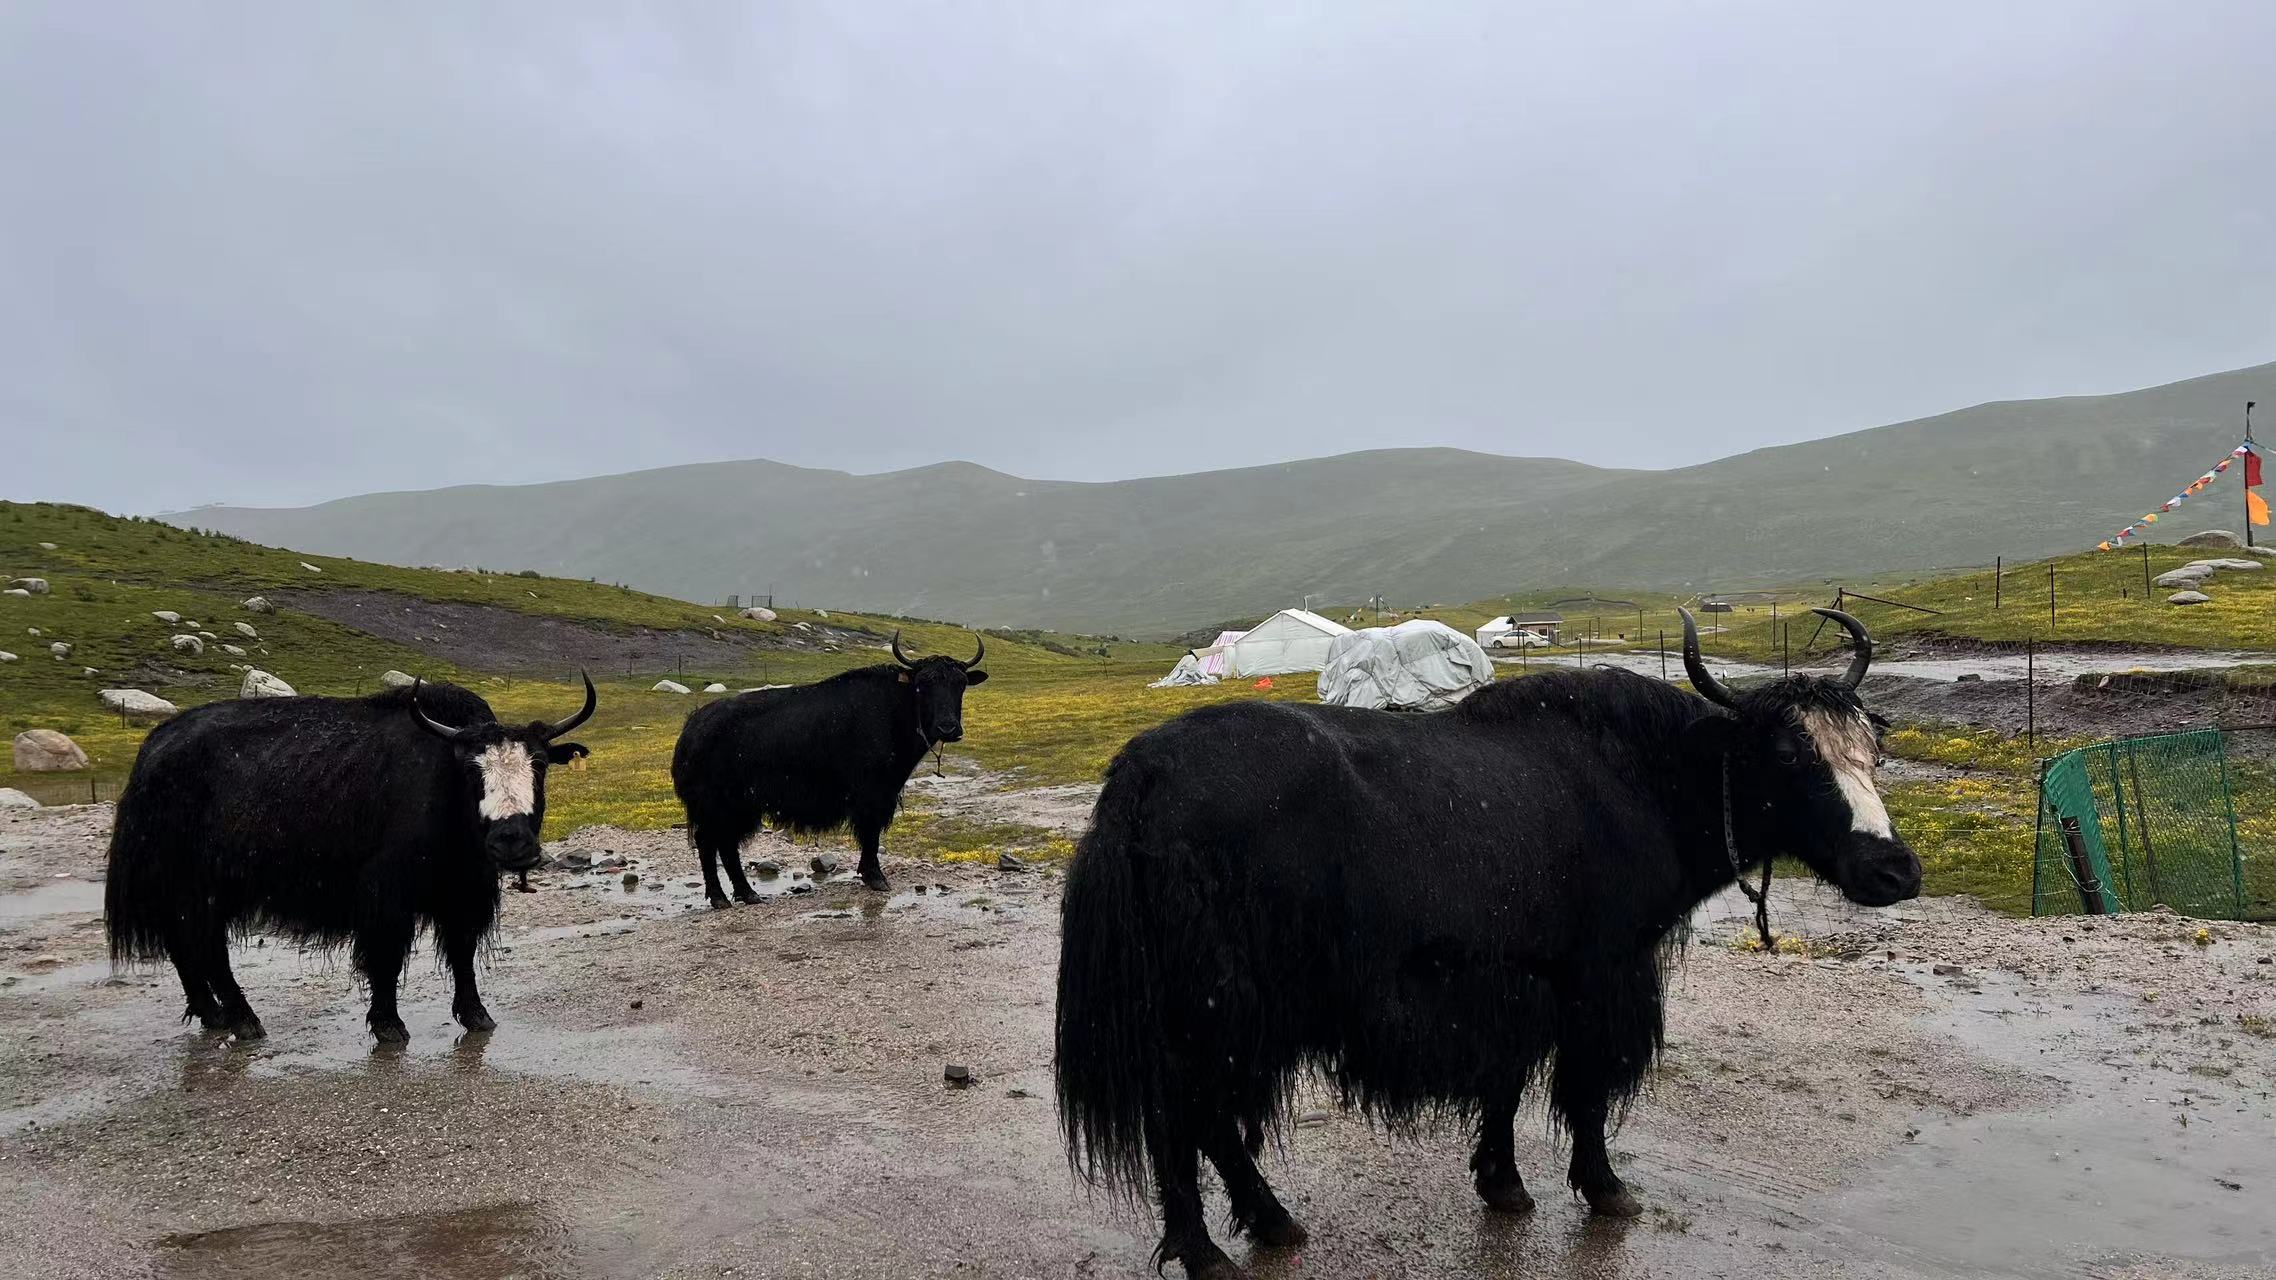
[5,2,2273,514]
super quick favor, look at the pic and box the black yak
[105,676,595,1043]
[1055,609,1919,1278]
[672,631,986,900]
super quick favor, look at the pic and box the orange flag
[2250,489,2269,527]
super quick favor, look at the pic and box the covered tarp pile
[1316,620,1493,711]
[1149,652,1219,688]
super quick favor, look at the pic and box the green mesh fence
[2033,729,2262,921]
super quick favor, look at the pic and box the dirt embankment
[3,801,2271,1279]
[269,589,889,675]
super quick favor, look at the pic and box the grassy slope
[174,360,2276,634]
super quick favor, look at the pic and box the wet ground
[1514,645,2276,687]
[3,802,2272,1279]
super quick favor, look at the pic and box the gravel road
[2,802,2271,1280]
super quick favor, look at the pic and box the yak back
[109,682,501,953]
[672,664,922,840]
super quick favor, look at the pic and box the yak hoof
[1250,1208,1309,1248]
[226,1015,267,1042]
[185,1005,227,1031]
[455,1002,497,1033]
[859,870,891,892]
[1583,1183,1644,1219]
[707,892,734,910]
[733,886,761,905]
[1477,1174,1536,1215]
[370,1017,410,1045]
[1186,1253,1244,1280]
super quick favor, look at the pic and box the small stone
[2,589,29,598]
[151,610,181,624]
[788,880,815,896]
[811,852,841,876]
[752,859,781,877]
[239,669,295,698]
[241,596,274,613]
[379,670,416,689]
[943,1063,975,1086]
[49,641,72,659]
[0,651,15,663]
[300,561,323,573]
[998,852,1029,873]
[234,622,260,639]
[1932,963,1964,976]
[1955,673,1981,683]
[702,682,728,693]
[621,871,640,887]
[7,578,49,595]
[36,542,56,551]
[1295,1110,1331,1128]
[170,634,205,655]
[197,631,217,641]
[2168,590,2213,606]
[630,999,644,1010]
[652,679,691,694]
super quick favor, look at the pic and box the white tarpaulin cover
[1228,609,1352,677]
[1150,653,1219,688]
[1316,620,1494,711]
[1196,631,1247,677]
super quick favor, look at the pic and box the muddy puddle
[1546,648,2276,686]
[0,875,102,922]
[510,864,1023,946]
[158,1201,577,1280]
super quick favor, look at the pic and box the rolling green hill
[169,361,2274,634]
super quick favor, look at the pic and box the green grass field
[13,499,2268,913]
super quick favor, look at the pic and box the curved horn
[964,634,985,669]
[545,670,598,740]
[1811,608,1874,689]
[409,677,471,742]
[1679,608,1739,710]
[890,630,919,669]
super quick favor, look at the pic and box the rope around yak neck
[1722,755,1776,952]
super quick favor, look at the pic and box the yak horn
[1679,608,1739,710]
[1811,608,1874,688]
[964,634,985,669]
[891,631,919,668]
[545,671,597,740]
[409,678,471,741]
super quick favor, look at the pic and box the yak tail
[104,778,178,964]
[1054,755,1165,1207]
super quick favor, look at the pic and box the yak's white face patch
[1798,707,1893,839]
[474,742,537,821]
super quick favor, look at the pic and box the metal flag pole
[2248,401,2259,549]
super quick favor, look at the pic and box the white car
[1486,628,1552,650]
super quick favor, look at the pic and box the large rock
[2179,530,2244,548]
[0,788,37,810]
[170,634,205,655]
[151,610,181,624]
[739,606,778,622]
[652,679,691,694]
[12,730,88,773]
[234,622,260,639]
[379,670,417,690]
[241,596,274,613]
[7,578,48,595]
[702,682,728,693]
[2206,558,2263,571]
[240,669,295,698]
[100,689,178,721]
[2168,590,2213,606]
[2155,568,2212,588]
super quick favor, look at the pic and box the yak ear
[964,669,989,686]
[546,741,590,765]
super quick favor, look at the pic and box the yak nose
[938,721,963,742]
[487,823,544,873]
[1844,841,1923,907]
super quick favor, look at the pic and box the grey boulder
[12,729,88,773]
[240,669,296,698]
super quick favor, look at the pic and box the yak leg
[195,928,264,1040]
[717,838,761,904]
[697,838,733,909]
[851,817,891,893]
[1149,1106,1239,1280]
[1202,1117,1306,1248]
[1551,960,1659,1218]
[356,910,417,1045]
[1471,1086,1536,1214]
[165,923,225,1030]
[438,919,496,1033]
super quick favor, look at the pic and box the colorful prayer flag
[2249,450,2264,489]
[2253,490,2270,527]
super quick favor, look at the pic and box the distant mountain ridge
[172,361,2275,634]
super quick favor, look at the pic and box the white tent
[1317,620,1494,711]
[1150,652,1219,688]
[1195,630,1247,678]
[1476,616,1517,648]
[1227,609,1352,677]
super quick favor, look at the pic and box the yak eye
[1775,742,1808,767]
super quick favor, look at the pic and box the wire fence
[2034,727,2276,921]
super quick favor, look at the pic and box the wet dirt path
[2,804,2271,1279]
